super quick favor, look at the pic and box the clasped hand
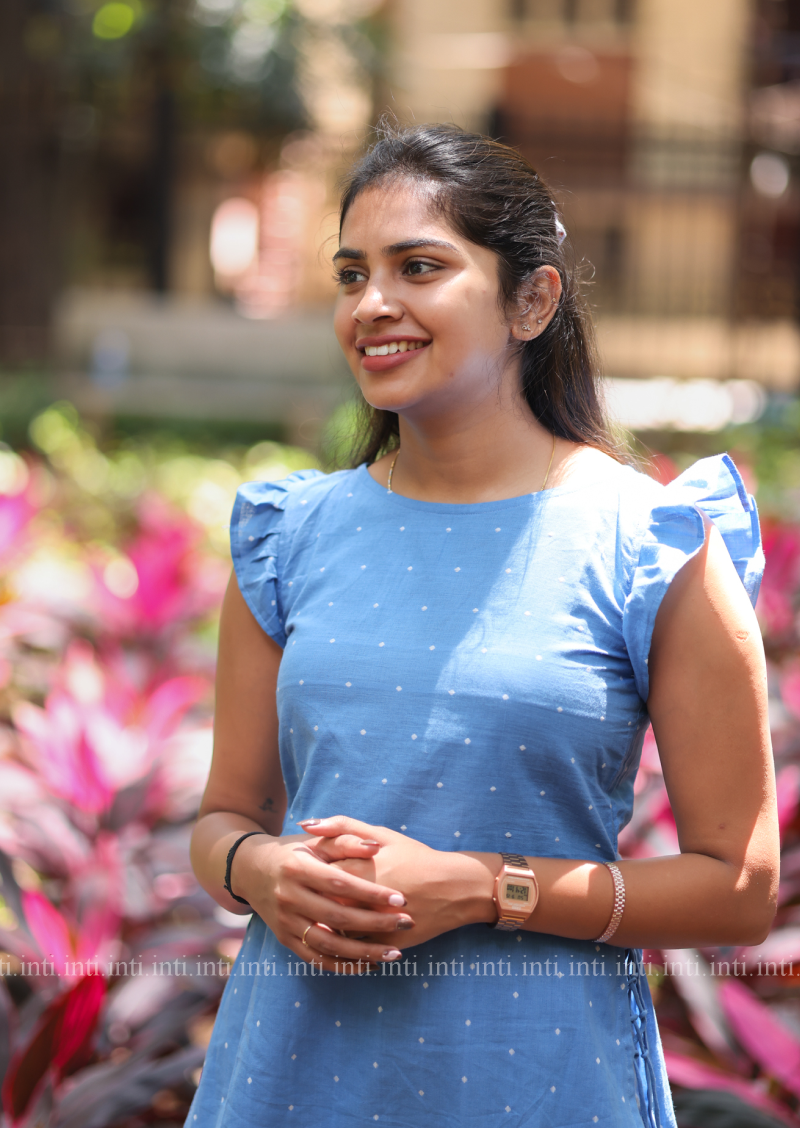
[233,816,472,973]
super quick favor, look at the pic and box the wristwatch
[492,852,539,931]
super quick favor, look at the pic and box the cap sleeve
[622,453,764,702]
[230,470,325,648]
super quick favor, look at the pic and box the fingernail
[388,894,406,907]
[396,919,414,930]
[360,839,380,847]
[298,818,320,826]
[382,949,402,960]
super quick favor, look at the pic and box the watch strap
[500,852,528,868]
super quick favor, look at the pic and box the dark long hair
[339,121,623,467]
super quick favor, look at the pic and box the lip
[355,335,431,373]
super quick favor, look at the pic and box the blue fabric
[622,453,763,701]
[189,454,762,1128]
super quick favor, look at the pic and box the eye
[404,260,438,277]
[335,267,366,286]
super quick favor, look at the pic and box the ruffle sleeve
[622,453,764,703]
[230,470,325,647]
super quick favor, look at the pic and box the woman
[187,124,778,1128]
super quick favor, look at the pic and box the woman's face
[333,181,518,420]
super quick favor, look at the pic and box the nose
[352,281,402,324]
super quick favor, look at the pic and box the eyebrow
[332,238,459,263]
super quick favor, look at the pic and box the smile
[361,341,428,356]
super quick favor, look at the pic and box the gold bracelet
[593,862,625,944]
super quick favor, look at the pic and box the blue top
[188,453,763,1128]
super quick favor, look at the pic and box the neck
[378,383,561,504]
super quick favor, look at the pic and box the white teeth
[363,341,427,356]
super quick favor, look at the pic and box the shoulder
[236,467,341,511]
[564,445,655,482]
[619,453,764,700]
[553,446,662,512]
[230,468,361,646]
[549,448,666,551]
[235,467,359,528]
[232,467,363,567]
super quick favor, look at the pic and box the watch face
[499,876,535,913]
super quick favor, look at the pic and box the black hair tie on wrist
[224,830,267,906]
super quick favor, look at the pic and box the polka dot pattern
[210,456,752,1127]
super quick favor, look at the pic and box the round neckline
[356,461,628,513]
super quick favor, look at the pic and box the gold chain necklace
[387,434,556,495]
[386,449,400,494]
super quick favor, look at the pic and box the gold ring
[302,924,313,947]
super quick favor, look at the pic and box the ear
[510,265,563,342]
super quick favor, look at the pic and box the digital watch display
[492,853,539,931]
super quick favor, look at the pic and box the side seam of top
[230,469,326,648]
[621,453,764,704]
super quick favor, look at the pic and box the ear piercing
[522,324,531,331]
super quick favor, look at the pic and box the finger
[298,815,382,841]
[329,857,375,877]
[283,848,406,907]
[290,881,412,932]
[338,913,415,931]
[290,921,402,975]
[324,858,379,903]
[293,886,413,935]
[322,870,406,908]
[305,834,381,862]
[297,923,403,967]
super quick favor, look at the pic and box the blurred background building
[2,0,800,441]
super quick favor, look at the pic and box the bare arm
[609,518,778,946]
[189,574,415,969]
[307,523,780,949]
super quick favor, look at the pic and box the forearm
[298,817,776,950]
[190,810,282,916]
[459,851,776,948]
